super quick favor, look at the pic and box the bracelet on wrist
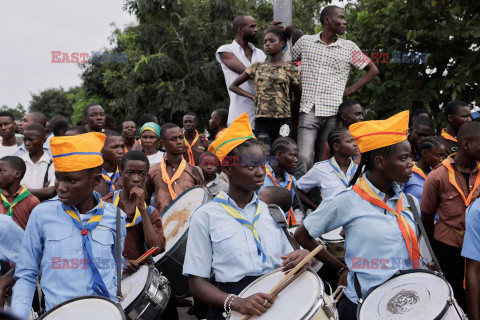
[337,266,348,276]
[222,294,236,318]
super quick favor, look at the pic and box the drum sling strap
[405,194,443,275]
[116,206,122,300]
[266,204,300,250]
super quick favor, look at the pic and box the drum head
[321,227,343,242]
[120,265,150,308]
[153,187,208,263]
[39,296,125,320]
[230,269,323,320]
[358,270,451,320]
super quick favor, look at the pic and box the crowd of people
[1,4,480,320]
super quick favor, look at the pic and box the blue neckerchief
[328,157,357,187]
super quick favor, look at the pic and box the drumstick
[239,244,323,320]
[135,247,158,264]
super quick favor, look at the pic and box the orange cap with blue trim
[50,132,106,172]
[349,110,409,153]
[208,112,255,162]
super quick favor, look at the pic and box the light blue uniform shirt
[401,171,425,205]
[297,158,356,199]
[12,193,126,319]
[0,215,24,265]
[183,191,294,283]
[303,174,419,304]
[261,163,297,199]
[461,198,480,262]
[15,143,52,158]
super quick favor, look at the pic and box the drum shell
[38,296,126,320]
[123,266,171,320]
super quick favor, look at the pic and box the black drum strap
[267,204,300,250]
[354,272,363,302]
[116,206,122,299]
[405,194,443,275]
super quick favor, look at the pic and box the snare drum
[153,187,211,298]
[120,265,170,320]
[38,296,126,320]
[229,269,338,320]
[357,269,467,320]
[321,227,345,261]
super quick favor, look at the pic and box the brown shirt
[103,192,166,260]
[438,136,457,155]
[0,187,40,230]
[94,173,123,197]
[183,134,209,166]
[421,156,480,248]
[146,159,201,214]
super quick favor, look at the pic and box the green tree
[29,87,76,120]
[344,0,480,130]
[0,103,27,120]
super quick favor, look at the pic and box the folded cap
[208,113,255,162]
[349,110,409,153]
[50,132,106,172]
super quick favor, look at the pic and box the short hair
[271,137,297,156]
[291,29,305,45]
[28,112,47,127]
[0,111,14,121]
[213,108,228,126]
[83,103,101,117]
[160,123,180,140]
[120,150,150,171]
[103,130,122,137]
[258,186,293,213]
[66,126,88,135]
[75,120,86,127]
[139,114,158,127]
[444,100,469,119]
[52,120,70,136]
[412,115,434,129]
[338,100,361,115]
[265,26,294,49]
[50,115,68,127]
[457,122,480,145]
[1,156,27,180]
[105,115,115,128]
[327,127,350,155]
[183,112,198,119]
[233,15,249,34]
[320,5,341,25]
[24,123,46,136]
[412,108,429,118]
[199,151,217,164]
[122,119,135,126]
[418,136,443,156]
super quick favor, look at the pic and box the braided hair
[271,137,297,157]
[417,136,443,158]
[348,145,395,187]
[327,127,349,157]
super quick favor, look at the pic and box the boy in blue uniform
[11,132,126,319]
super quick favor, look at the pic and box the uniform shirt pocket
[45,227,73,262]
[91,228,115,268]
[211,227,237,262]
[263,225,283,259]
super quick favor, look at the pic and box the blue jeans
[295,109,338,178]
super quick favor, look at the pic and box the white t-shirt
[18,151,55,189]
[0,145,19,158]
[147,151,165,166]
[216,40,266,127]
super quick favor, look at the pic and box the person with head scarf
[11,132,126,319]
[183,113,313,320]
[294,111,426,320]
[139,122,164,166]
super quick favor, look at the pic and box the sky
[1,0,137,109]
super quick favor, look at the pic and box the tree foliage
[344,0,480,129]
[29,87,76,120]
[1,104,27,120]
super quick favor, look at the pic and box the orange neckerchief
[441,129,457,143]
[442,155,480,206]
[353,175,420,268]
[215,128,227,140]
[412,163,427,180]
[160,156,187,201]
[184,130,199,165]
[264,164,297,226]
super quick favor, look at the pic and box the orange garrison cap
[208,112,255,162]
[50,132,106,172]
[349,110,409,153]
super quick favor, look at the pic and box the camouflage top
[245,62,300,118]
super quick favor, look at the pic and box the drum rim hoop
[159,186,208,217]
[356,269,452,320]
[122,265,157,311]
[37,295,126,320]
